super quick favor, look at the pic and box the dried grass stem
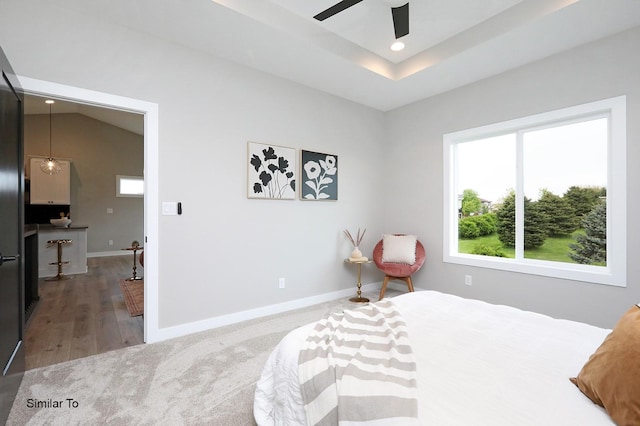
[344,228,366,247]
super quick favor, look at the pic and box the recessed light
[390,41,405,51]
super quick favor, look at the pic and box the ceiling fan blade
[314,0,364,21]
[391,3,409,39]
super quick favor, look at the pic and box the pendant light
[40,99,62,175]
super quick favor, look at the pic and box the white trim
[155,282,386,342]
[443,96,627,287]
[18,76,161,343]
[2,341,22,376]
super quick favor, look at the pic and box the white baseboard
[152,280,426,343]
[88,250,131,258]
[154,282,384,342]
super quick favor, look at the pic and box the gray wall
[1,0,637,330]
[24,113,144,254]
[383,27,640,328]
[0,0,387,329]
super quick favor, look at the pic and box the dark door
[0,45,24,424]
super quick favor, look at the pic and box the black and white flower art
[301,150,338,201]
[248,142,296,199]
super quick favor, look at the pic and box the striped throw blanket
[297,299,419,425]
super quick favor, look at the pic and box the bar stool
[46,239,74,281]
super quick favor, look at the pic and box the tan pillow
[570,305,640,426]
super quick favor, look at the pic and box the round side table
[345,258,372,303]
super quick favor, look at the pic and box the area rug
[119,279,144,316]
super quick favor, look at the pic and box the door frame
[19,76,160,343]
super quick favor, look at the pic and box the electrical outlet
[465,275,472,286]
[279,278,285,289]
[108,240,113,246]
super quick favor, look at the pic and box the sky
[456,117,608,203]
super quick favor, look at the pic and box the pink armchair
[373,238,426,300]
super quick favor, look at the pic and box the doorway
[23,94,145,368]
[19,77,160,346]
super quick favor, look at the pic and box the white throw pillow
[382,234,417,264]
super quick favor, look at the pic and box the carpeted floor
[7,288,400,425]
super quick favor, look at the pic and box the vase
[351,247,362,259]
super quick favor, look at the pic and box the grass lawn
[458,230,585,263]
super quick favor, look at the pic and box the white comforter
[254,290,614,425]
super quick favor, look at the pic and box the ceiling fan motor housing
[314,0,409,39]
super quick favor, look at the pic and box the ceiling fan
[313,0,410,39]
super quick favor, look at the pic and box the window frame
[443,96,626,287]
[116,174,144,198]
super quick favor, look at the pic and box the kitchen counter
[36,224,89,230]
[36,225,89,278]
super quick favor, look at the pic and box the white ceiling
[23,0,640,119]
[211,0,640,111]
[265,0,524,64]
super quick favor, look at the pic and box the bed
[254,290,639,425]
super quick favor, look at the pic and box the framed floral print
[301,150,338,201]
[247,142,296,199]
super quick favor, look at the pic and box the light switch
[162,202,178,215]
[106,208,113,214]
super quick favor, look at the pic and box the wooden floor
[24,255,144,370]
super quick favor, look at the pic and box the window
[116,175,144,197]
[443,97,626,287]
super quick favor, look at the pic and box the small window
[116,175,144,197]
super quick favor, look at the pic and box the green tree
[537,189,579,236]
[524,201,547,249]
[461,189,482,217]
[496,191,516,246]
[569,202,607,264]
[458,218,480,239]
[473,214,497,236]
[496,191,547,249]
[564,186,606,218]
[458,214,497,239]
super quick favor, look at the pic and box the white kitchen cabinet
[29,157,71,205]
